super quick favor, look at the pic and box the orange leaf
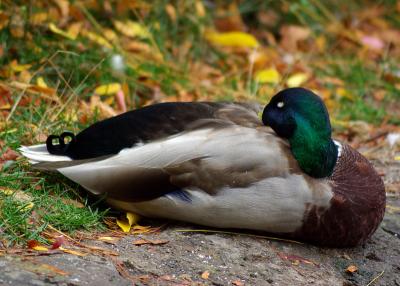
[27,240,49,252]
[201,270,210,279]
[346,265,358,273]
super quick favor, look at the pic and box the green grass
[0,163,107,246]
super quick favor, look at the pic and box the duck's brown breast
[293,143,386,247]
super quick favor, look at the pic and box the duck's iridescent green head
[262,88,338,178]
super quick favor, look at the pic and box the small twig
[175,229,303,244]
[366,270,384,286]
[363,130,389,144]
[6,88,25,121]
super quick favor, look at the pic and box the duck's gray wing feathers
[41,125,290,202]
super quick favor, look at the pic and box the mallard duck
[20,88,385,247]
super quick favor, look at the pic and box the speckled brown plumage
[293,144,386,247]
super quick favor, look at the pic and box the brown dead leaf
[280,25,311,52]
[214,3,245,32]
[1,148,19,161]
[278,252,318,266]
[98,236,121,244]
[232,280,245,286]
[133,239,169,246]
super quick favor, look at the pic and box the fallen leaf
[287,73,309,87]
[232,280,245,286]
[27,240,49,252]
[19,201,34,212]
[255,68,281,84]
[361,35,384,51]
[116,212,140,233]
[9,60,32,73]
[113,20,151,39]
[98,236,120,244]
[95,83,122,95]
[165,4,177,22]
[132,225,154,234]
[201,270,210,279]
[346,265,358,273]
[280,25,311,52]
[36,77,48,88]
[195,1,206,17]
[59,247,87,257]
[278,252,318,266]
[336,87,355,101]
[205,31,259,48]
[81,30,112,49]
[51,236,65,250]
[133,239,169,246]
[48,23,76,40]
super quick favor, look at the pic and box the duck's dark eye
[277,101,284,108]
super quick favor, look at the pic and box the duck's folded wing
[25,125,291,202]
[63,102,263,159]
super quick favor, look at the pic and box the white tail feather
[19,144,72,164]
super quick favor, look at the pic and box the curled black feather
[46,132,76,155]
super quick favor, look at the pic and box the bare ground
[0,157,399,286]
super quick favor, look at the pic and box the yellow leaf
[33,245,49,252]
[82,30,112,49]
[116,212,140,233]
[48,23,75,40]
[195,1,206,17]
[113,20,151,39]
[287,73,309,87]
[201,271,210,279]
[116,219,131,233]
[9,60,31,72]
[20,201,34,212]
[67,22,82,39]
[0,188,14,196]
[165,4,177,22]
[205,31,259,48]
[127,212,140,225]
[36,77,48,88]
[59,247,87,256]
[255,68,281,84]
[94,83,121,95]
[395,156,400,161]
[337,87,355,101]
[98,236,120,244]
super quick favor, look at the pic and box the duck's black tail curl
[46,132,76,155]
